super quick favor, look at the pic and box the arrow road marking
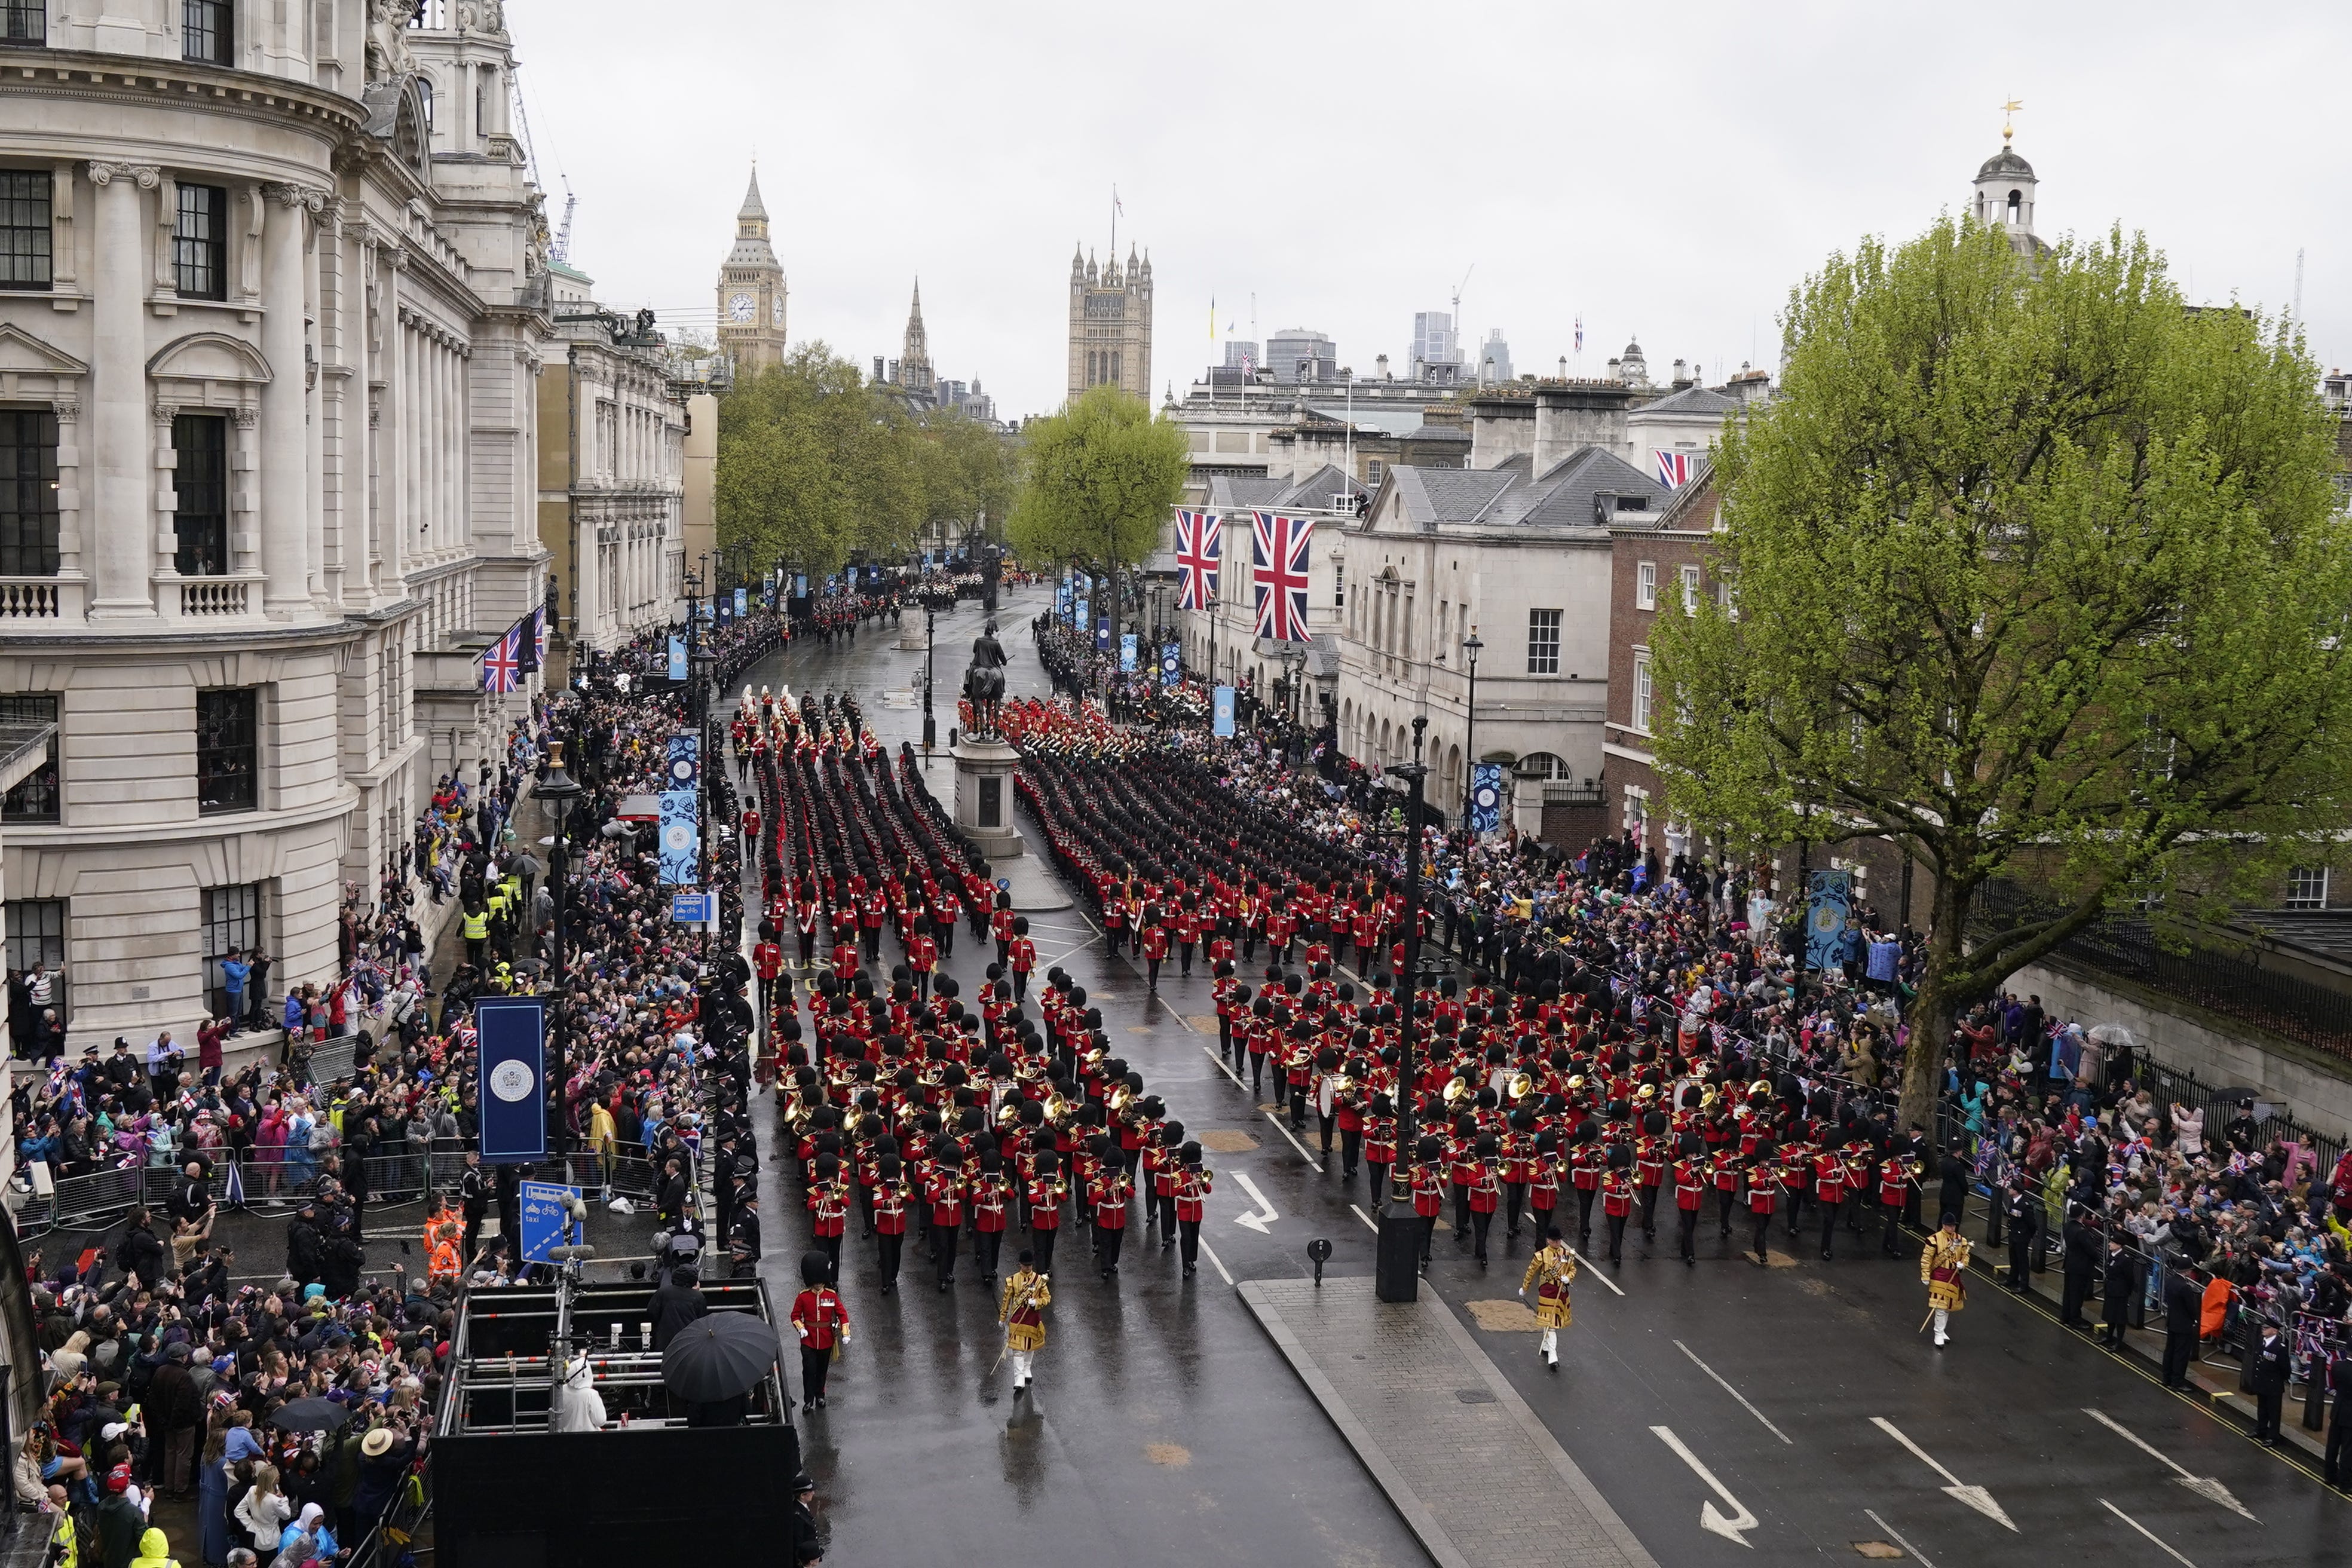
[1870,1417,2017,1532]
[1232,1171,1279,1233]
[2083,1408,2258,1521]
[1862,1510,1934,1568]
[2100,1499,2197,1567]
[1650,1425,1760,1547]
[1676,1340,1792,1444]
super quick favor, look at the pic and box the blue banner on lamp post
[1212,685,1236,737]
[1469,762,1505,836]
[474,996,548,1163]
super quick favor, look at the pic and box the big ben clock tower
[716,164,788,374]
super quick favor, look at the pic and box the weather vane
[2001,97,2024,145]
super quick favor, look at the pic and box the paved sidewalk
[1240,1276,1659,1568]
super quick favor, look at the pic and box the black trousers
[1156,1193,1177,1235]
[2256,1389,2285,1440]
[975,1229,1003,1278]
[1606,1213,1627,1261]
[1818,1198,1841,1257]
[1289,1088,1307,1130]
[1752,1212,1772,1260]
[1178,1218,1200,1269]
[1471,1209,1493,1260]
[1249,1052,1267,1092]
[1718,1190,1735,1234]
[1099,1227,1125,1273]
[1340,1129,1362,1177]
[1032,1227,1058,1276]
[820,1233,843,1285]
[2061,1271,2094,1327]
[2008,1232,2034,1287]
[1576,1187,1597,1242]
[2326,1416,2350,1484]
[2161,1321,2195,1387]
[1366,1162,1389,1205]
[1178,943,1194,976]
[1882,1202,1906,1255]
[800,1345,831,1403]
[1678,1206,1699,1260]
[1639,1184,1662,1236]
[1318,1112,1336,1154]
[1420,1214,1437,1263]
[1504,1184,1527,1236]
[878,1231,903,1290]
[936,1226,958,1284]
[1453,1185,1472,1238]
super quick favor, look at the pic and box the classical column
[259,183,323,617]
[86,161,160,618]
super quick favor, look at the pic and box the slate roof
[1379,445,1657,531]
[1633,384,1741,419]
[1275,463,1367,510]
[1205,474,1287,510]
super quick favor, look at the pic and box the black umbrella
[270,1397,351,1435]
[661,1312,782,1403]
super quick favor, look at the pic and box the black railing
[1974,880,2352,1064]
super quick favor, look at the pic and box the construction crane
[550,181,577,265]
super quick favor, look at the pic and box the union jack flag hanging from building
[1250,510,1312,643]
[482,626,522,694]
[1655,449,1696,488]
[1173,509,1221,611]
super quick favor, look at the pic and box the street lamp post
[1375,716,1432,1303]
[532,740,583,1157]
[1460,629,1484,833]
[922,607,937,751]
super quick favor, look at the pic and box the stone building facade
[0,0,551,1054]
[535,274,687,672]
[1067,244,1150,402]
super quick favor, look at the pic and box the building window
[2287,866,2330,909]
[0,693,57,823]
[1680,564,1702,614]
[1527,608,1561,675]
[1636,561,1656,610]
[0,409,59,575]
[1,4,44,44]
[172,183,229,301]
[201,882,262,1021]
[195,687,257,815]
[6,895,65,1028]
[171,413,229,575]
[182,0,229,66]
[1366,459,1384,487]
[1632,651,1653,733]
[0,171,51,290]
[1333,562,1345,609]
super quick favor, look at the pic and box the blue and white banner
[1073,596,1088,631]
[734,588,748,617]
[1160,642,1180,688]
[1095,614,1111,651]
[1469,762,1505,836]
[1805,869,1854,973]
[795,574,808,598]
[659,733,700,886]
[474,996,548,1163]
[1213,685,1236,737]
[1119,633,1138,673]
[667,636,686,682]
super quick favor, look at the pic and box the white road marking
[1862,1509,1935,1568]
[1198,1236,1234,1285]
[1650,1425,1760,1547]
[1676,1340,1792,1444]
[1350,1203,1379,1233]
[1232,1171,1279,1234]
[1201,1045,1248,1089]
[1040,937,1103,968]
[2100,1499,2197,1566]
[1564,1245,1625,1296]
[2082,1408,2257,1520]
[1261,1110,1321,1166]
[1870,1417,2016,1532]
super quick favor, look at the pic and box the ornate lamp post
[923,607,938,751]
[1460,629,1484,832]
[531,741,583,1156]
[1375,716,1432,1303]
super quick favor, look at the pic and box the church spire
[737,163,768,233]
[900,277,932,397]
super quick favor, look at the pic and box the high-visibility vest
[461,910,489,940]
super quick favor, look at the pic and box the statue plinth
[951,733,1023,860]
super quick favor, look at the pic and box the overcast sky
[510,0,2352,421]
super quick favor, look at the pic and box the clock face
[728,291,756,323]
[771,293,785,327]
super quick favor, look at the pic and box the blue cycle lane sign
[519,1181,581,1264]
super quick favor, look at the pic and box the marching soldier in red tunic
[1173,1141,1214,1278]
[1672,1137,1708,1266]
[791,1251,852,1411]
[1599,1148,1635,1266]
[872,1154,911,1294]
[1027,1150,1067,1277]
[927,1149,967,1292]
[1408,1135,1447,1270]
[1091,1158,1132,1280]
[971,1149,1012,1284]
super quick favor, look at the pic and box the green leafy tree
[1007,385,1189,636]
[1652,218,2352,1131]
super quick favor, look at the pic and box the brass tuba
[1506,1071,1533,1103]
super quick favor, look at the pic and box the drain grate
[1454,1388,1498,1404]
